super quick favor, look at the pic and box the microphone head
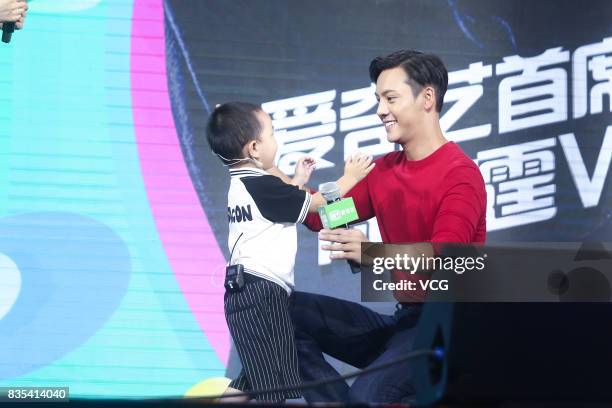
[319,182,341,203]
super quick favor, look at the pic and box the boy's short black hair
[369,50,448,112]
[206,102,263,164]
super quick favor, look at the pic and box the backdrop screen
[0,0,610,398]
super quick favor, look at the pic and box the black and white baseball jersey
[227,167,312,293]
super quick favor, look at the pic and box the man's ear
[423,86,436,111]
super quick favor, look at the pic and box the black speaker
[414,302,612,406]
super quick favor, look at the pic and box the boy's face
[375,66,426,145]
[253,110,278,169]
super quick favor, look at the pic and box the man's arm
[431,165,487,243]
[268,154,376,216]
[319,165,486,265]
[303,166,376,231]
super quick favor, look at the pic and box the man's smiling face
[375,66,426,145]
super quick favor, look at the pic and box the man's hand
[319,228,369,263]
[0,0,25,24]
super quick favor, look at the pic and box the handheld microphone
[319,182,342,205]
[2,22,15,44]
[318,182,361,274]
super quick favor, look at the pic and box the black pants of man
[289,291,422,404]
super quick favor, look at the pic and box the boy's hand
[344,153,375,184]
[292,157,316,187]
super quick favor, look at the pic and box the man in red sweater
[290,50,486,403]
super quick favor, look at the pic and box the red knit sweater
[304,142,486,302]
[304,141,487,244]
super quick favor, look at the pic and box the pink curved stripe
[130,0,229,364]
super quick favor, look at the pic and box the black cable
[190,347,443,401]
[228,232,243,264]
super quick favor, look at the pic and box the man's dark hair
[369,50,448,112]
[206,102,262,164]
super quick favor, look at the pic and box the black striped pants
[224,275,301,401]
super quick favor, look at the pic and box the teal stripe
[0,0,224,398]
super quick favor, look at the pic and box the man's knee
[290,291,333,337]
[289,291,313,332]
[348,362,416,403]
[348,379,415,404]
